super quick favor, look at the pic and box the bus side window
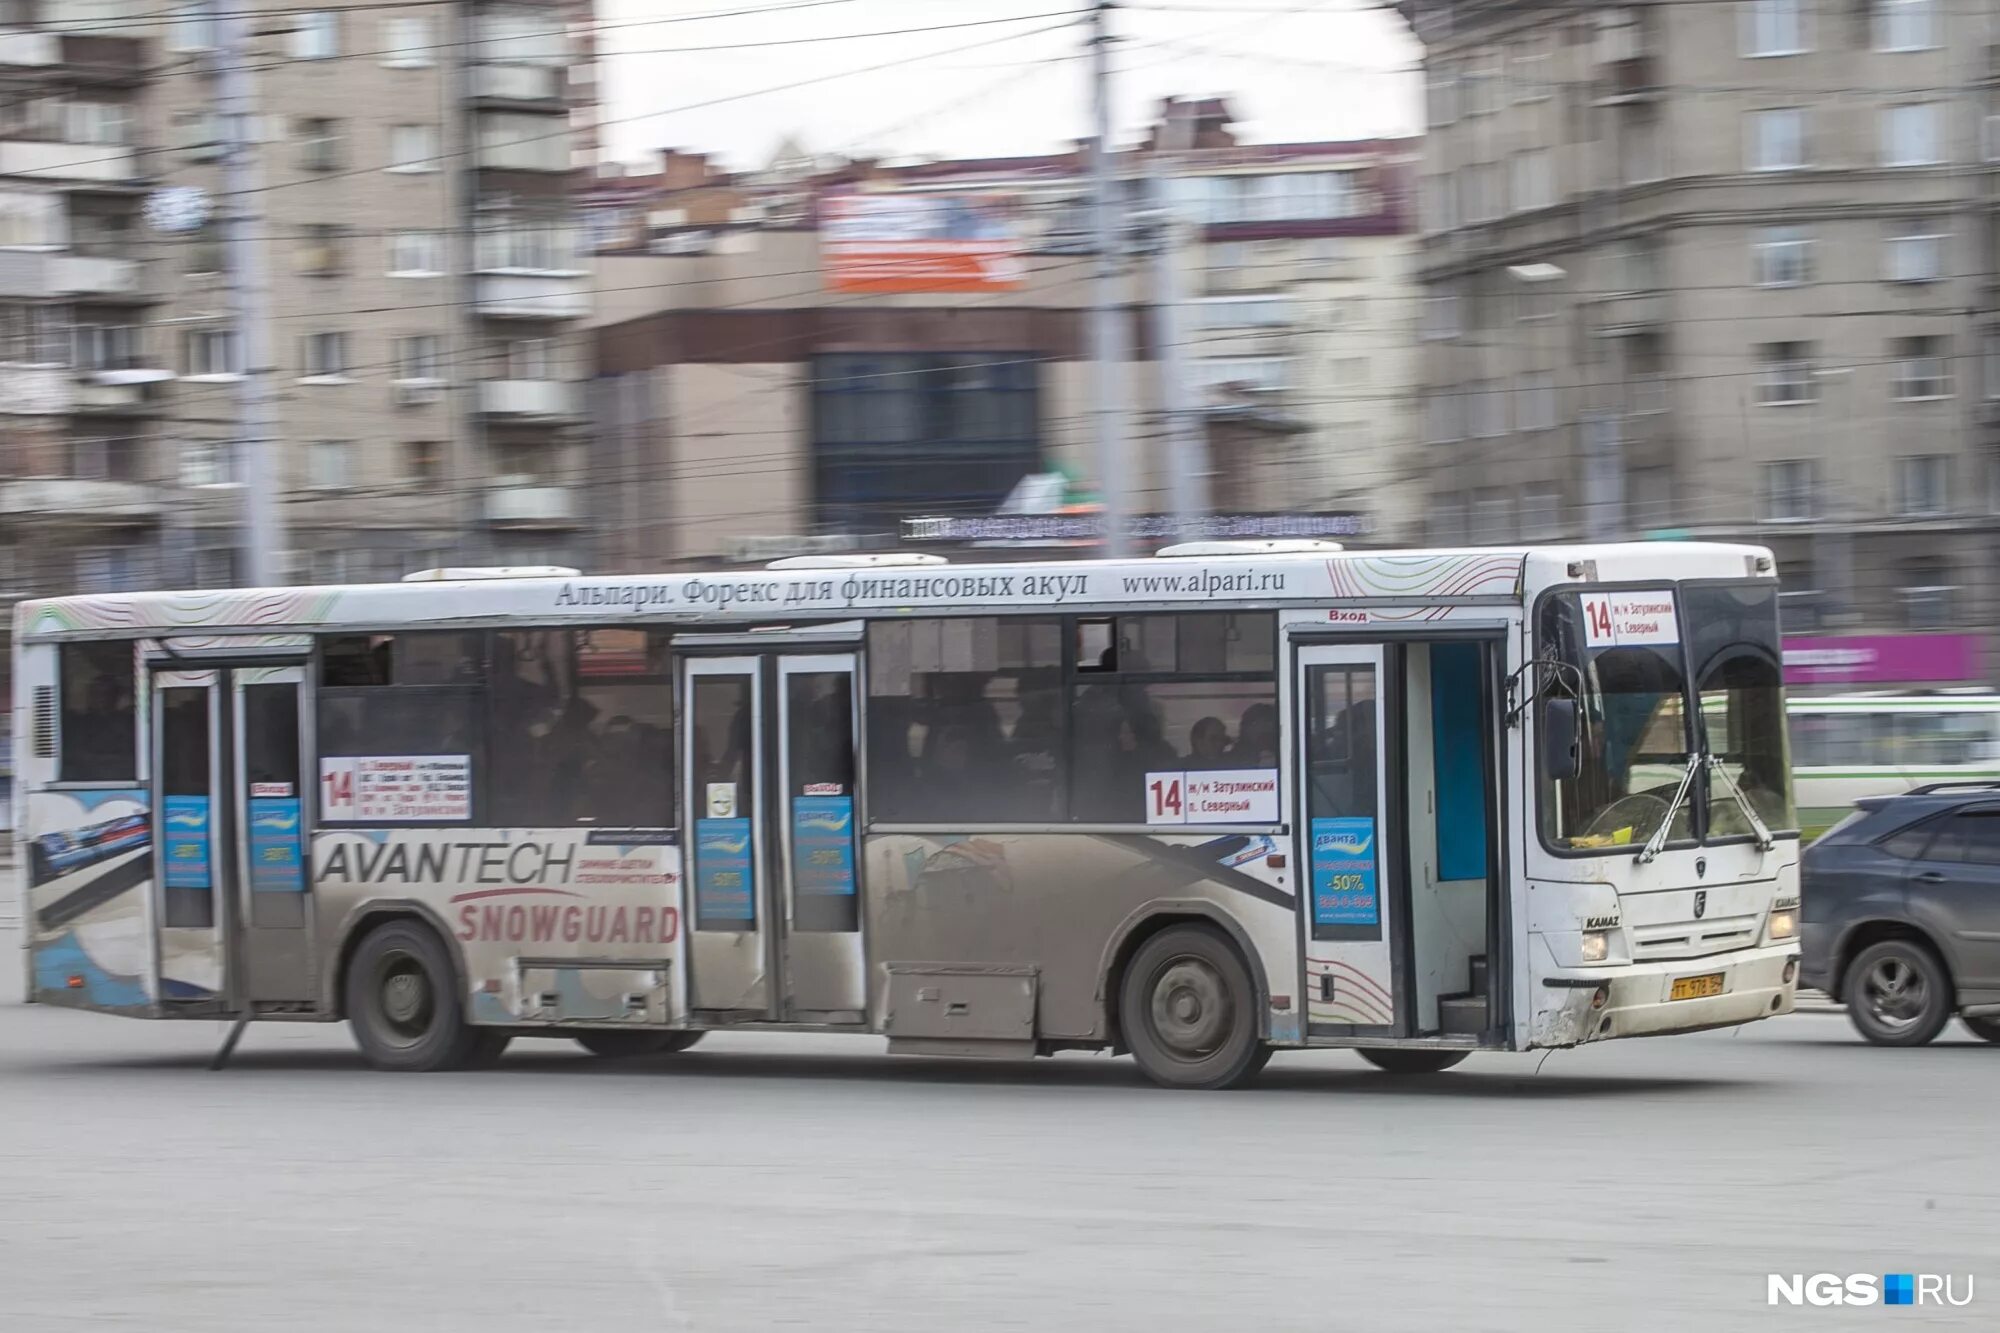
[58,641,136,781]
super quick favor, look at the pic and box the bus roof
[13,541,1773,643]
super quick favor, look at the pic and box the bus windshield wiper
[1708,755,1776,852]
[1636,754,1701,865]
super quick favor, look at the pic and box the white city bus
[1787,694,2000,835]
[11,542,1800,1088]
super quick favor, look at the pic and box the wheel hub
[378,956,433,1036]
[1864,958,1926,1027]
[1150,958,1230,1060]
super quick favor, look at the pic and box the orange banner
[822,192,1025,293]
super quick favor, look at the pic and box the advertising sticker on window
[320,755,471,822]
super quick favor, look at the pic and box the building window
[72,323,141,372]
[182,440,231,487]
[500,337,554,379]
[1882,103,1942,167]
[1895,454,1949,516]
[301,331,348,378]
[813,353,1040,532]
[0,303,66,363]
[1470,491,1513,544]
[1762,460,1818,520]
[0,189,63,246]
[395,333,443,381]
[1901,559,1955,629]
[295,223,343,276]
[184,328,241,377]
[1516,372,1556,432]
[1885,220,1946,282]
[292,117,340,170]
[403,441,443,485]
[1468,380,1507,439]
[167,0,218,52]
[307,439,354,490]
[69,436,141,481]
[388,230,444,275]
[382,14,433,66]
[1755,341,1815,405]
[1511,48,1550,103]
[74,547,142,594]
[1192,357,1288,395]
[292,10,338,59]
[1984,329,2000,399]
[1428,498,1466,546]
[1510,149,1553,212]
[477,112,569,172]
[1423,391,1463,445]
[475,213,578,271]
[1420,290,1460,341]
[1874,0,1937,52]
[1741,0,1806,57]
[1747,108,1806,171]
[1427,66,1458,125]
[1753,225,1811,286]
[193,546,237,587]
[1521,490,1561,538]
[388,124,439,172]
[1891,335,1951,399]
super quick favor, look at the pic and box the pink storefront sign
[1781,634,1985,687]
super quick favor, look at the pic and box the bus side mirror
[1542,698,1579,782]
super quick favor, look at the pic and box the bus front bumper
[1529,942,1800,1048]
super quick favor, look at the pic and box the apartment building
[0,0,596,606]
[1407,0,2000,672]
[585,103,1422,566]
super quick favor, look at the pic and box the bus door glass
[776,654,864,1020]
[151,668,226,1003]
[684,657,774,1016]
[1294,643,1398,1035]
[232,665,313,1005]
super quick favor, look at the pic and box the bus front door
[148,662,314,1010]
[683,653,866,1023]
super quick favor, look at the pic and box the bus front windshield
[1538,582,1796,853]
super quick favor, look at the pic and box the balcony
[1595,54,1661,105]
[73,375,167,414]
[471,63,565,106]
[0,479,162,518]
[0,29,60,67]
[0,138,141,183]
[485,480,575,525]
[477,378,577,418]
[0,251,144,298]
[475,271,590,319]
[0,366,70,414]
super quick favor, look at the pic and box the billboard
[1782,634,1984,687]
[821,191,1025,293]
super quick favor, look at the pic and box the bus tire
[344,920,488,1072]
[1844,940,1952,1047]
[574,1030,704,1058]
[1119,924,1269,1090]
[1357,1048,1468,1075]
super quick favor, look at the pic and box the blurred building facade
[0,0,600,604]
[584,103,1422,566]
[1405,0,2000,686]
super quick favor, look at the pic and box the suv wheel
[1844,940,1952,1047]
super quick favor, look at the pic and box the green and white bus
[1789,694,2000,835]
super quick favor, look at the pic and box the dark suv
[1802,783,2000,1046]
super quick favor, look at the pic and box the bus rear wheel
[345,920,494,1072]
[1357,1048,1468,1076]
[574,1030,704,1058]
[1120,925,1269,1090]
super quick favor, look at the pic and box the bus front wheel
[1357,1048,1468,1075]
[345,920,496,1072]
[1119,925,1270,1090]
[574,1030,704,1058]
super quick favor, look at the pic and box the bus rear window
[59,642,135,781]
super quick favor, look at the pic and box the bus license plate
[1669,973,1725,1001]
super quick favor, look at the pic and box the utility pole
[1148,100,1209,535]
[217,2,284,585]
[1087,1,1133,559]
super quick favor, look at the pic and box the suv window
[1922,809,2000,866]
[1879,822,1936,859]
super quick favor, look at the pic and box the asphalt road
[0,1001,1993,1333]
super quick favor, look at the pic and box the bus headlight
[1580,930,1611,963]
[1766,908,1798,941]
